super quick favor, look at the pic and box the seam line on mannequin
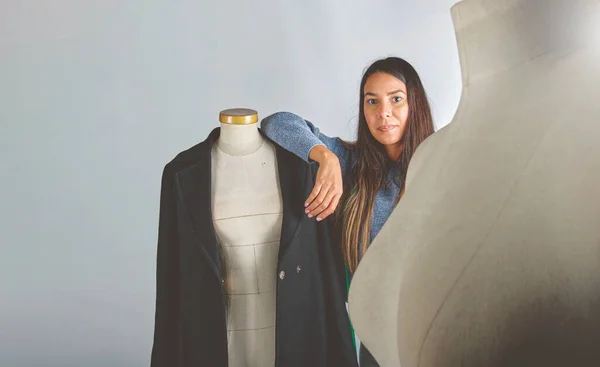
[226,290,275,296]
[221,240,279,247]
[253,244,260,293]
[214,212,283,221]
[227,326,275,332]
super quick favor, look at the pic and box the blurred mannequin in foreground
[348,0,600,366]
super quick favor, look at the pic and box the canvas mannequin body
[211,108,282,367]
[348,0,600,366]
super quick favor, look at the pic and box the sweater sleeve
[260,111,353,178]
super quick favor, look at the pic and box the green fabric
[346,266,357,352]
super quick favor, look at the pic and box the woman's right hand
[305,145,344,221]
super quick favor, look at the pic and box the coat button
[279,271,285,280]
[296,265,301,273]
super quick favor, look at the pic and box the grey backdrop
[1,0,461,366]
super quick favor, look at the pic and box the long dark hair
[336,57,435,273]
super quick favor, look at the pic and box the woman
[261,56,435,365]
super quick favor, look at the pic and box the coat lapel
[271,140,308,259]
[177,128,222,279]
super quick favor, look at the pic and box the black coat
[150,128,358,367]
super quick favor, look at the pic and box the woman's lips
[377,125,397,132]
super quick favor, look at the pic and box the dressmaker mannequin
[212,108,282,367]
[348,0,600,366]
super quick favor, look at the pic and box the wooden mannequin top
[348,0,600,366]
[217,108,263,155]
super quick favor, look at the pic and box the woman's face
[363,72,409,160]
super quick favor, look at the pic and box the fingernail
[308,214,313,218]
[305,202,309,207]
[305,209,309,214]
[316,217,322,222]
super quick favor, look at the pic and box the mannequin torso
[211,116,283,367]
[348,0,600,366]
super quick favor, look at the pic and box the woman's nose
[379,104,392,118]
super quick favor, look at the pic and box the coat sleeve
[150,165,181,366]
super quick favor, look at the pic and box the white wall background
[0,0,461,366]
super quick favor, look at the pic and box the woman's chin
[375,135,402,147]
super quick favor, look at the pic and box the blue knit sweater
[260,111,401,247]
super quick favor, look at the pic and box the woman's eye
[392,96,403,103]
[367,99,377,105]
